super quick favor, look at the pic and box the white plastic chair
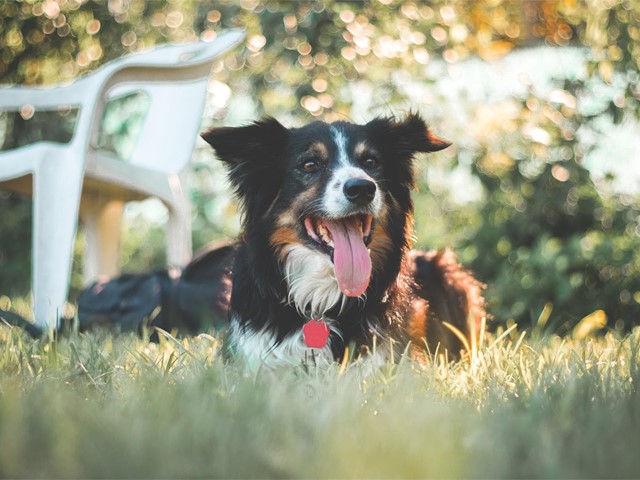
[0,29,245,330]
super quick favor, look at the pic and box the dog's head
[202,114,449,301]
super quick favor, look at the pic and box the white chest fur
[227,245,347,370]
[228,315,339,371]
[281,244,347,317]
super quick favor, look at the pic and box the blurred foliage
[463,87,640,333]
[1,0,640,333]
[96,91,150,161]
[0,191,31,298]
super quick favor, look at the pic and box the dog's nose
[343,178,376,205]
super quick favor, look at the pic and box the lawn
[0,322,638,479]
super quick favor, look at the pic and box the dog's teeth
[317,223,333,246]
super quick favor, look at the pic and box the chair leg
[80,196,124,285]
[166,174,192,267]
[31,162,83,331]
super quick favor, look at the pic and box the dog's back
[407,249,485,358]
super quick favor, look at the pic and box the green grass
[0,323,639,479]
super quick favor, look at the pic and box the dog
[200,113,485,370]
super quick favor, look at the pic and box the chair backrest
[89,30,244,173]
[86,29,245,174]
[0,29,245,174]
[116,33,244,69]
[99,80,209,173]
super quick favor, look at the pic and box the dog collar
[302,318,330,349]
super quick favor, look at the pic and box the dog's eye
[362,157,378,168]
[301,159,320,171]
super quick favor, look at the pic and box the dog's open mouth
[304,214,373,297]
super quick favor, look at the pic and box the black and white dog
[201,113,485,369]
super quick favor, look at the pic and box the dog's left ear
[201,118,290,222]
[201,117,289,169]
[366,112,451,155]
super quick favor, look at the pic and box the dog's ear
[366,112,451,155]
[201,118,289,220]
[201,117,289,172]
[366,113,450,200]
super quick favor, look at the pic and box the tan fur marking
[272,187,323,262]
[277,210,295,227]
[354,142,368,158]
[354,141,380,159]
[270,227,299,262]
[308,142,329,158]
[276,187,320,229]
[369,223,395,273]
[404,213,416,250]
[425,129,452,151]
[408,298,428,344]
[270,227,298,247]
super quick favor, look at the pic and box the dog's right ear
[201,118,289,217]
[366,112,451,156]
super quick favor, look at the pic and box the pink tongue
[324,218,372,297]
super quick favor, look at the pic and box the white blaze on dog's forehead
[330,126,350,167]
[334,165,373,182]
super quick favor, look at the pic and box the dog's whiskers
[299,200,326,221]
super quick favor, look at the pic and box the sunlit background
[1,0,639,334]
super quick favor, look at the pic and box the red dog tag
[302,319,330,349]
